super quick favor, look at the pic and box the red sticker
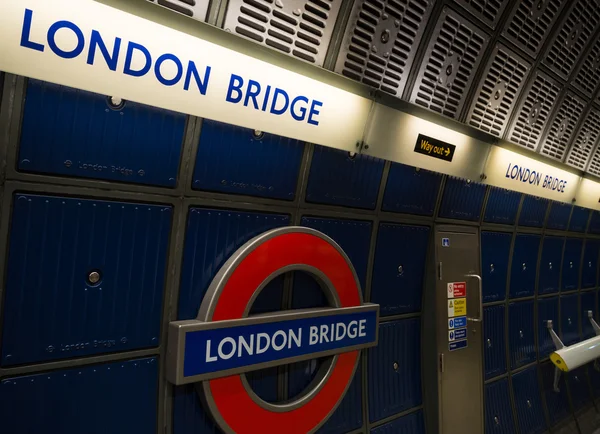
[447,282,466,298]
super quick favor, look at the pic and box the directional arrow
[445,148,451,156]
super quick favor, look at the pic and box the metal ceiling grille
[507,70,560,150]
[145,0,210,21]
[539,92,586,162]
[335,0,434,97]
[467,44,531,137]
[410,7,489,119]
[542,0,600,81]
[566,107,600,170]
[452,0,510,29]
[587,145,600,177]
[572,38,600,99]
[223,0,342,66]
[501,0,565,59]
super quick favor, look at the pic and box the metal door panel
[537,297,559,359]
[569,206,590,232]
[367,318,421,423]
[484,187,521,225]
[484,378,516,434]
[192,120,304,200]
[566,366,591,411]
[481,231,512,302]
[590,211,600,234]
[438,177,487,221]
[292,217,371,309]
[562,238,583,291]
[539,237,564,295]
[178,208,289,321]
[547,201,572,230]
[484,305,507,379]
[306,145,384,210]
[560,293,580,346]
[436,227,483,434]
[509,300,536,369]
[19,79,185,187]
[581,291,596,339]
[173,384,220,434]
[371,224,430,316]
[540,361,569,426]
[0,357,157,434]
[518,195,549,228]
[511,366,547,434]
[382,163,442,216]
[370,410,425,434]
[2,194,172,366]
[509,234,541,299]
[582,240,600,289]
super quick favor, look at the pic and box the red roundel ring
[197,227,363,434]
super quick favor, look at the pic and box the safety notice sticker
[449,340,468,351]
[448,316,467,329]
[448,328,467,341]
[447,282,466,298]
[447,298,467,317]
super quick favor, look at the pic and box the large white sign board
[0,0,372,151]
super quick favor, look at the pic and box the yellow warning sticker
[448,298,467,317]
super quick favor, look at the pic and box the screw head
[88,271,101,284]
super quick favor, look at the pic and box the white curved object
[551,335,600,372]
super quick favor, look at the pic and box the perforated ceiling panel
[542,0,600,81]
[452,0,510,29]
[538,92,586,162]
[501,0,565,59]
[335,0,434,97]
[467,44,531,137]
[223,0,342,66]
[572,38,600,99]
[566,107,600,170]
[410,7,490,119]
[145,0,209,21]
[587,145,600,177]
[507,70,561,150]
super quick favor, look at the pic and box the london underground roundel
[167,227,379,434]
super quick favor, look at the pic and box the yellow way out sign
[448,298,467,317]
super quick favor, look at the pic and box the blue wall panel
[537,297,559,359]
[582,240,600,289]
[306,146,384,209]
[246,367,279,403]
[370,224,430,316]
[382,163,442,216]
[371,410,425,434]
[538,237,564,295]
[484,305,507,379]
[2,195,172,366]
[19,80,185,187]
[589,361,600,398]
[547,202,572,231]
[562,238,583,291]
[518,195,548,228]
[485,378,516,434]
[484,187,521,225]
[560,293,580,346]
[581,291,596,339]
[509,234,541,299]
[566,367,591,411]
[368,318,421,422]
[511,366,546,434]
[292,217,371,309]
[178,208,289,321]
[590,211,600,234]
[192,120,303,200]
[438,177,487,221]
[0,357,158,434]
[318,362,363,434]
[509,300,536,369]
[481,231,512,302]
[569,206,590,232]
[540,361,569,426]
[173,385,220,434]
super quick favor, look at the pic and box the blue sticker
[454,328,467,340]
[448,316,467,329]
[442,238,450,247]
[449,340,468,351]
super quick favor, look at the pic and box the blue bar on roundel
[183,310,377,378]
